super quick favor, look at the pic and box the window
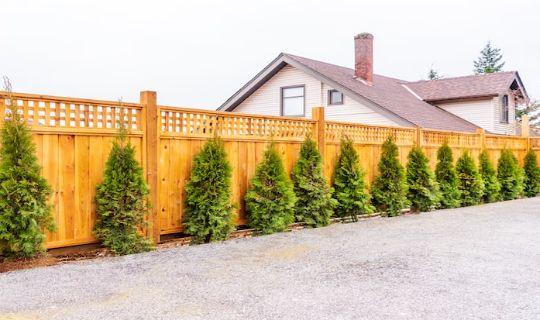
[328,89,344,105]
[281,85,305,116]
[501,95,509,123]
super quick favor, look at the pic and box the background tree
[515,99,539,126]
[292,136,336,227]
[332,137,373,222]
[455,152,484,206]
[371,137,408,216]
[184,137,235,243]
[406,146,440,212]
[497,149,523,200]
[479,151,500,203]
[523,150,540,197]
[94,123,153,255]
[0,78,55,258]
[245,142,296,234]
[427,67,442,80]
[435,141,461,208]
[473,41,505,74]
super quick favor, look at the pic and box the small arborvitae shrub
[523,150,540,197]
[0,87,55,257]
[435,141,461,208]
[245,142,296,234]
[497,149,523,200]
[184,137,235,243]
[332,137,374,222]
[479,150,501,203]
[455,152,484,206]
[406,146,440,212]
[371,137,408,216]
[94,127,153,255]
[292,135,336,227]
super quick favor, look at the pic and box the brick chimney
[354,33,373,84]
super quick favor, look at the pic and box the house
[218,33,529,134]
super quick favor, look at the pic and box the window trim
[501,94,509,124]
[280,85,305,117]
[328,89,344,105]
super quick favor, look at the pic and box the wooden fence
[0,91,538,249]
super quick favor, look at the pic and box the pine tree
[479,150,501,203]
[497,150,523,200]
[94,125,153,255]
[455,152,484,206]
[292,136,336,227]
[473,41,505,74]
[406,146,440,212]
[427,67,442,80]
[184,136,235,243]
[245,142,296,234]
[0,79,55,257]
[332,137,374,222]
[371,137,408,216]
[435,141,461,208]
[523,150,540,197]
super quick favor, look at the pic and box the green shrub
[184,137,235,243]
[0,86,55,258]
[479,150,500,203]
[523,150,540,197]
[292,136,336,227]
[245,142,296,234]
[497,150,523,200]
[406,146,440,212]
[455,152,484,206]
[435,141,461,208]
[332,137,374,222]
[94,128,153,255]
[371,137,408,216]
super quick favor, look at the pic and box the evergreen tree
[406,146,440,212]
[0,79,55,257]
[94,126,153,255]
[371,137,408,216]
[523,150,540,197]
[332,137,374,222]
[245,142,296,234]
[497,150,523,200]
[184,137,235,243]
[427,67,442,80]
[435,141,461,208]
[479,150,501,203]
[292,136,336,227]
[455,152,484,206]
[473,41,505,74]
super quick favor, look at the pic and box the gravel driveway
[1,197,539,320]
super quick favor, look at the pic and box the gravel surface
[1,197,539,320]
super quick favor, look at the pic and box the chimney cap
[354,33,373,39]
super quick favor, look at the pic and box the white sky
[1,0,539,109]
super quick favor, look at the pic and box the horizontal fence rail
[0,90,538,250]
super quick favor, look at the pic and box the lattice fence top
[421,129,481,148]
[531,137,540,149]
[159,107,316,140]
[325,121,416,145]
[0,92,143,132]
[485,134,529,150]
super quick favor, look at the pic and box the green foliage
[332,137,374,222]
[0,88,55,258]
[455,152,484,206]
[497,150,523,200]
[292,136,336,227]
[371,137,408,216]
[94,127,153,255]
[523,150,540,197]
[473,41,505,74]
[479,151,501,203]
[427,67,442,80]
[184,137,235,243]
[435,141,461,208]
[406,146,440,212]
[245,142,296,234]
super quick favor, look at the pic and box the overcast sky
[2,0,538,109]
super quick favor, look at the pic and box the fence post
[140,91,160,243]
[312,107,326,159]
[476,128,486,150]
[521,114,530,151]
[416,126,422,147]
